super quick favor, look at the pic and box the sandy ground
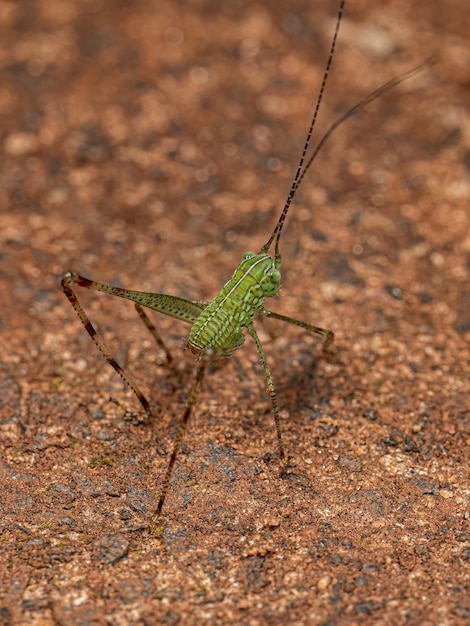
[1,0,469,624]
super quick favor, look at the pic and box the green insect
[62,0,429,522]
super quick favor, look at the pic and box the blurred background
[0,0,469,623]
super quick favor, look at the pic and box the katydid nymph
[62,0,429,522]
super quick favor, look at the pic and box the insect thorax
[188,252,281,357]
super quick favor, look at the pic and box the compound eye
[243,251,255,260]
[268,269,281,283]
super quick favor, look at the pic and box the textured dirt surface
[1,0,469,624]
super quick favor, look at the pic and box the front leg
[258,308,335,354]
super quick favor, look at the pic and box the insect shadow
[62,0,431,526]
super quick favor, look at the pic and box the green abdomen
[188,269,265,356]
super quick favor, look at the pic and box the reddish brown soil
[1,0,469,624]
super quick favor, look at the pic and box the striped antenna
[261,0,345,260]
[261,1,433,268]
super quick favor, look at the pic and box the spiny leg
[246,323,287,472]
[63,272,208,325]
[135,303,172,364]
[62,272,152,416]
[152,357,208,523]
[259,309,335,354]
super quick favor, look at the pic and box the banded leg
[152,357,208,523]
[62,272,152,416]
[260,309,335,354]
[246,323,287,471]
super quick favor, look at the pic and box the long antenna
[260,1,434,267]
[290,57,434,204]
[261,0,345,260]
